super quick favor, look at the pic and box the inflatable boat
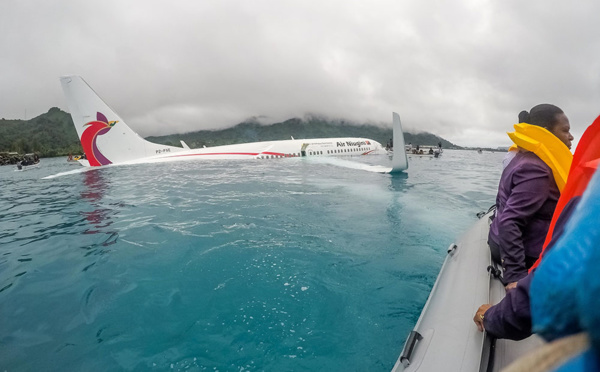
[391,209,544,372]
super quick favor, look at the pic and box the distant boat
[67,154,83,165]
[16,162,40,171]
[405,145,442,158]
[16,154,40,171]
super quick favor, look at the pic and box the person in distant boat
[428,148,434,155]
[489,104,574,291]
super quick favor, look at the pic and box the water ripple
[0,151,503,371]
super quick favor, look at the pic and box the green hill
[0,107,81,157]
[147,116,461,150]
[0,109,461,158]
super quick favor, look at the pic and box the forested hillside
[147,117,460,150]
[0,109,461,159]
[0,108,81,157]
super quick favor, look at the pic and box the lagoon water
[1,151,503,371]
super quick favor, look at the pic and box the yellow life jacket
[506,123,573,191]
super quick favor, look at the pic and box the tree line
[0,108,461,161]
[0,107,82,157]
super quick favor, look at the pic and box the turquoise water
[0,151,503,371]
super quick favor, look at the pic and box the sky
[1,0,599,148]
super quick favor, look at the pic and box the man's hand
[505,281,518,292]
[474,304,492,332]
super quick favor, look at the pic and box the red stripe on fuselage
[166,151,291,158]
[167,152,261,157]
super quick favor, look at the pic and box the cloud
[1,0,598,147]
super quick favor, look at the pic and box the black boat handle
[400,330,423,367]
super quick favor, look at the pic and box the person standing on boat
[488,104,574,291]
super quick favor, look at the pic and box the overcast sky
[1,0,599,148]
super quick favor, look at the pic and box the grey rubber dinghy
[391,209,544,372]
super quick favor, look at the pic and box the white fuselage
[120,137,386,165]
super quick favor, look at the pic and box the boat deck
[392,212,546,372]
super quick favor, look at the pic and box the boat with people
[405,144,443,158]
[15,153,40,171]
[67,153,84,165]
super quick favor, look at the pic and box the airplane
[59,75,408,173]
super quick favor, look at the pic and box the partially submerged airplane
[59,76,408,173]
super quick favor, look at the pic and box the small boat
[405,146,442,158]
[391,208,544,372]
[67,155,83,164]
[16,154,40,171]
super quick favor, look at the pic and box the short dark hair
[518,104,564,131]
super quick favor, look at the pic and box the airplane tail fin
[60,75,184,166]
[390,112,408,172]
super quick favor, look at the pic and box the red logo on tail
[81,112,117,166]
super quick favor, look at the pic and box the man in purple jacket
[488,104,573,290]
[473,104,574,340]
[488,151,560,285]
